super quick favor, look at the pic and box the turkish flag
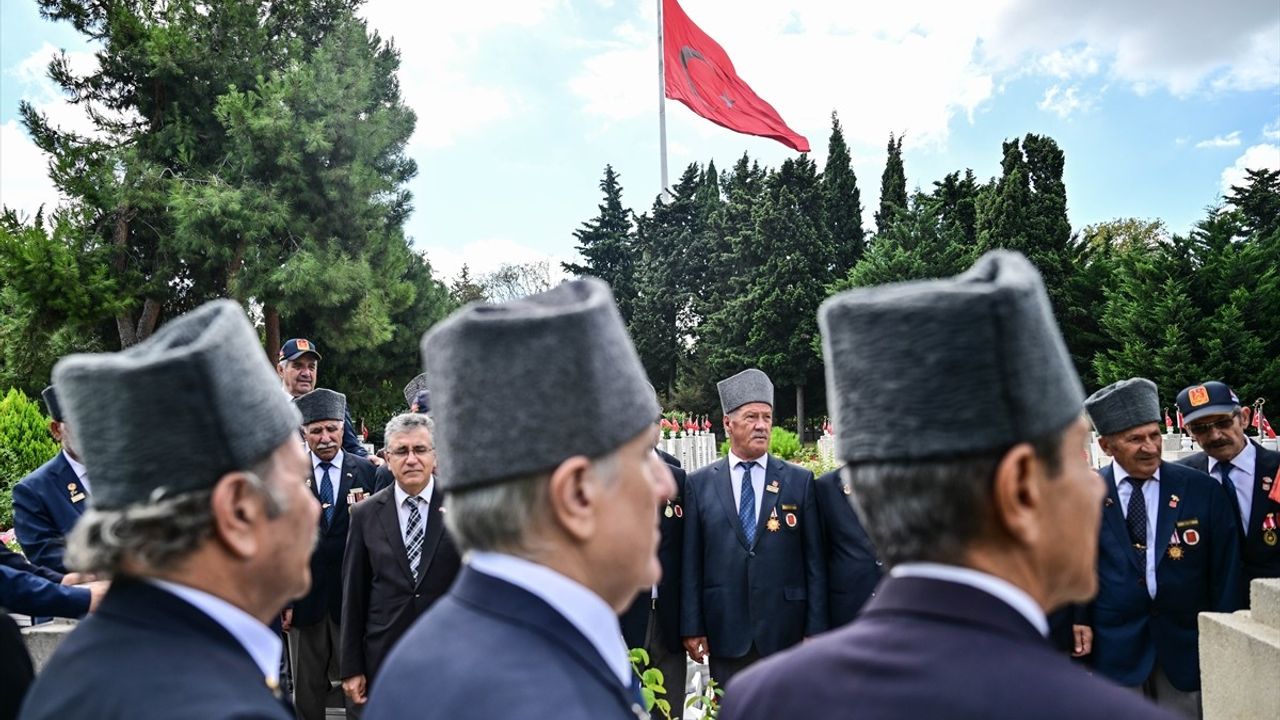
[663,0,809,152]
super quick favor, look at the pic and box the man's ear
[208,473,265,559]
[1097,435,1114,457]
[545,456,599,543]
[48,420,63,443]
[989,442,1043,546]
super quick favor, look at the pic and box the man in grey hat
[681,368,827,687]
[288,389,376,720]
[363,279,675,720]
[20,299,320,720]
[1083,378,1242,718]
[720,251,1175,720]
[13,385,91,573]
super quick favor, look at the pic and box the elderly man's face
[725,403,772,460]
[1099,422,1163,479]
[1185,409,1248,464]
[279,355,319,397]
[1039,416,1106,606]
[386,426,435,495]
[260,437,321,607]
[304,419,343,462]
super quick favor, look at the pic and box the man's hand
[281,608,293,633]
[368,455,385,467]
[1071,624,1093,657]
[683,636,708,663]
[342,675,368,705]
[84,581,110,612]
[61,572,94,586]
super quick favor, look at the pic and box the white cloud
[1264,119,1280,141]
[1195,130,1242,149]
[423,237,570,283]
[0,120,62,219]
[1035,46,1102,79]
[1220,143,1280,195]
[1038,84,1095,118]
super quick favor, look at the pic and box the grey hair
[444,451,619,556]
[842,431,1064,567]
[65,455,290,576]
[384,413,435,445]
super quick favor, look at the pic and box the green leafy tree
[562,165,638,322]
[449,264,488,305]
[874,133,907,235]
[822,112,865,273]
[0,389,61,529]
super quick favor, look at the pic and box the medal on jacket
[1168,494,1180,509]
[664,502,674,518]
[347,487,367,506]
[1167,530,1183,560]
[67,482,86,503]
[1264,513,1278,546]
[766,507,781,532]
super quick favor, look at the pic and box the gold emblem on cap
[296,339,311,351]
[1188,386,1210,407]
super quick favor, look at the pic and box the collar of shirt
[393,477,436,539]
[727,450,768,471]
[146,578,282,684]
[1111,460,1161,485]
[1209,440,1256,478]
[890,562,1049,637]
[311,450,345,478]
[467,551,631,687]
[63,450,89,493]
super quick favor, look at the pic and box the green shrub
[717,427,803,461]
[0,388,59,529]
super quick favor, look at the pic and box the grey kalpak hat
[402,373,428,407]
[819,250,1085,463]
[295,388,346,425]
[718,369,774,415]
[1085,378,1160,436]
[52,299,302,510]
[41,385,62,422]
[422,278,659,491]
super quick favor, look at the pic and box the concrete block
[1251,578,1280,630]
[21,619,77,672]
[1199,578,1280,720]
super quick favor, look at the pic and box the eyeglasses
[1185,413,1239,435]
[387,445,435,458]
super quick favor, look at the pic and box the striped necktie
[405,496,424,582]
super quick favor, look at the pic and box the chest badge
[766,507,781,532]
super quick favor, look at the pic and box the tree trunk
[264,304,281,362]
[112,205,138,347]
[795,384,805,442]
[227,240,247,301]
[135,297,162,342]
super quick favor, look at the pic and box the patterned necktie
[1215,463,1245,534]
[318,462,335,528]
[405,496,424,582]
[739,462,757,546]
[1124,477,1148,563]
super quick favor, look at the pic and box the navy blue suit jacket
[340,484,460,682]
[681,455,828,658]
[1087,461,1243,691]
[720,576,1177,720]
[814,469,882,628]
[292,453,376,627]
[0,549,87,619]
[19,577,291,720]
[1177,440,1280,589]
[1,611,33,720]
[13,452,88,573]
[620,456,687,652]
[364,567,642,720]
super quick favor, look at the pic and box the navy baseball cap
[279,338,322,363]
[1175,381,1240,424]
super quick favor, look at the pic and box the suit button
[414,593,421,599]
[748,551,756,558]
[875,561,883,567]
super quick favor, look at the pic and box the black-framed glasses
[387,445,435,458]
[1185,412,1239,436]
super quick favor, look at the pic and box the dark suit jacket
[814,469,882,628]
[342,408,369,457]
[1177,440,1280,589]
[719,576,1177,720]
[13,452,88,573]
[1087,461,1243,691]
[681,455,828,658]
[0,547,87,619]
[364,567,642,720]
[0,611,33,720]
[340,484,460,682]
[620,455,687,652]
[19,577,291,720]
[371,464,395,494]
[292,452,375,627]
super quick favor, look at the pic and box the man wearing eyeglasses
[339,413,461,712]
[1176,381,1280,602]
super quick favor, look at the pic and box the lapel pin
[1169,494,1180,509]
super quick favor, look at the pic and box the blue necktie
[318,462,335,528]
[739,461,757,546]
[1216,464,1245,535]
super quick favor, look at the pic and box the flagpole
[657,0,670,200]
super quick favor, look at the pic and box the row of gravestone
[657,434,719,471]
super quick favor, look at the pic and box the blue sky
[2,0,1278,283]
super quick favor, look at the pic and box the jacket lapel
[375,491,414,584]
[1248,441,1278,533]
[1101,465,1142,574]
[55,456,89,516]
[1153,463,1186,572]
[711,459,749,550]
[752,458,782,548]
[415,483,447,590]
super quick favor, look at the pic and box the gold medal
[1168,545,1184,560]
[1265,529,1278,547]
[766,516,781,532]
[664,504,674,518]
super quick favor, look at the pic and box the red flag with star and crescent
[663,0,809,152]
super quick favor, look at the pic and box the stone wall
[1199,578,1280,719]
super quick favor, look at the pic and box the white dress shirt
[468,551,632,687]
[1209,441,1256,530]
[311,450,344,503]
[1113,461,1160,598]
[891,562,1049,637]
[728,451,768,522]
[64,451,90,495]
[393,477,435,542]
[148,578,282,684]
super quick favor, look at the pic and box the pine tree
[449,264,488,305]
[822,113,865,273]
[874,133,907,235]
[562,165,638,322]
